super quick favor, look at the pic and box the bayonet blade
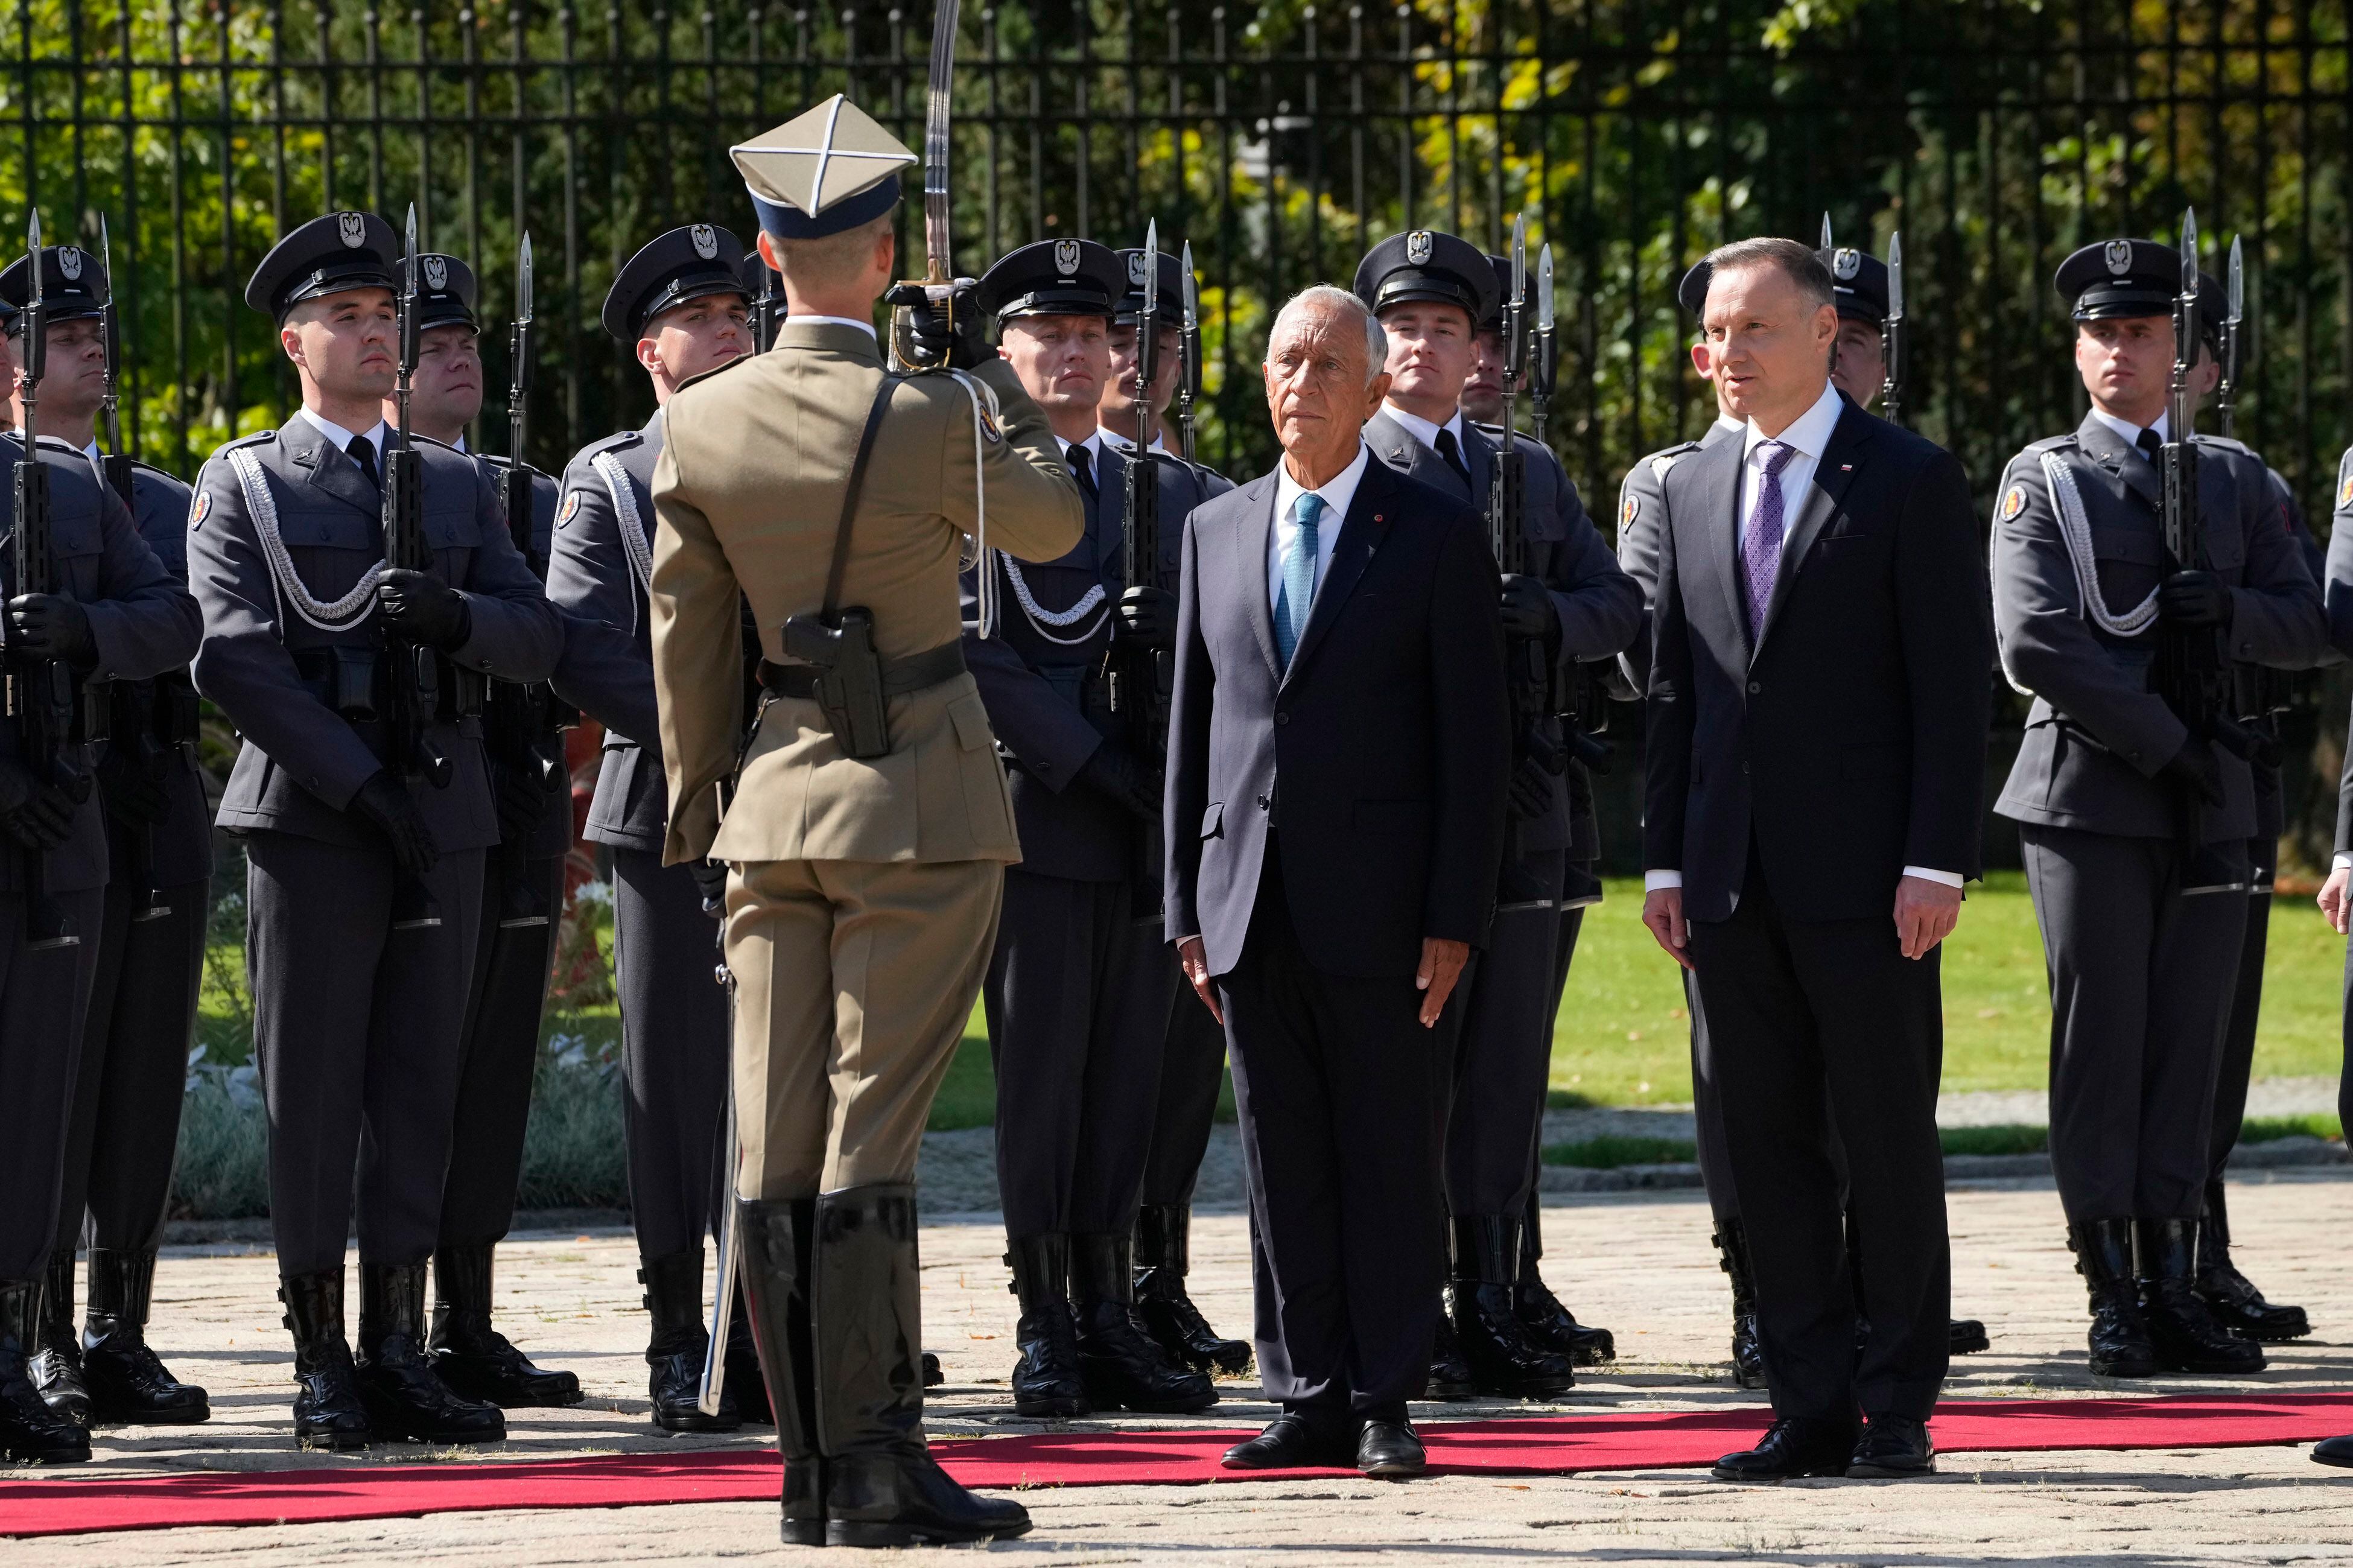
[98,214,119,386]
[1536,244,1554,334]
[25,209,40,312]
[2227,235,2243,326]
[518,231,534,327]
[1180,241,1197,334]
[1141,218,1158,323]
[921,0,962,284]
[1820,212,1833,251]
[2179,208,2199,291]
[1510,212,1527,311]
[1886,231,1904,321]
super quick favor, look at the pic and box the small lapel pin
[1373,514,1383,523]
[1839,463,1853,472]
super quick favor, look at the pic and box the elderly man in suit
[1640,238,1993,1482]
[1166,284,1509,1480]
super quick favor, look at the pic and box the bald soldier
[653,97,1082,1547]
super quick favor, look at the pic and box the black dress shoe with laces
[1711,1416,1860,1483]
[1847,1414,1935,1478]
[1221,1413,1354,1470]
[2311,1435,2353,1469]
[1356,1420,1426,1479]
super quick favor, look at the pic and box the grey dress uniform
[1990,412,2325,1225]
[188,415,562,1277]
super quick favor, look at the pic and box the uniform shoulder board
[215,429,278,457]
[675,352,755,395]
[1646,440,1703,481]
[129,457,185,481]
[2192,433,2252,455]
[31,434,88,458]
[409,432,466,455]
[579,428,642,459]
[2015,433,2078,460]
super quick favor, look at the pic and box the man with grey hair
[1165,282,1509,1478]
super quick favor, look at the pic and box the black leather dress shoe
[2311,1435,2353,1469]
[1847,1414,1935,1478]
[1949,1318,1990,1355]
[1221,1414,1351,1470]
[1356,1420,1426,1479]
[1711,1416,1859,1482]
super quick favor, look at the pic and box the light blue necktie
[1274,492,1323,669]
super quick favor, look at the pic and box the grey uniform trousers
[612,845,732,1260]
[2206,846,2274,1191]
[0,887,106,1278]
[1446,850,1563,1217]
[246,831,484,1276]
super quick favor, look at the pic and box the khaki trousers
[727,855,1003,1199]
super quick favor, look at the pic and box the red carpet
[4,1394,2349,1538]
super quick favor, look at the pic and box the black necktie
[346,434,380,490]
[2136,428,2163,463]
[1434,426,1473,494]
[1069,443,1099,502]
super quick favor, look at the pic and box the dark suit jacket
[1643,395,1993,925]
[1164,451,1510,979]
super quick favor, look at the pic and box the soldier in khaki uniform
[649,97,1083,1549]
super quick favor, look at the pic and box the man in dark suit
[1640,238,1993,1481]
[1166,284,1508,1479]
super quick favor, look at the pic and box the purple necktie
[1741,439,1797,636]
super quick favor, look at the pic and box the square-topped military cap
[732,94,914,241]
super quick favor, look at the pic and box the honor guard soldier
[0,257,199,1464]
[373,252,582,1408]
[964,236,1217,1421]
[1989,233,2325,1382]
[189,211,563,1449]
[1818,237,1891,408]
[1102,245,1251,1379]
[1,241,214,1431]
[1351,229,1640,1400]
[545,223,766,1432]
[656,95,1081,1546]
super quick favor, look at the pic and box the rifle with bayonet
[1531,240,1610,777]
[750,252,785,354]
[7,211,92,950]
[1111,221,1167,902]
[1880,232,1907,425]
[2217,235,2244,439]
[2214,235,2296,778]
[1176,241,1200,464]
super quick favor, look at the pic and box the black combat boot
[1449,1216,1575,1400]
[737,1198,824,1546]
[1005,1234,1088,1418]
[81,1247,209,1425]
[639,1246,738,1432]
[2068,1219,2155,1378]
[2195,1179,2310,1342]
[724,1278,773,1424]
[1712,1219,1768,1389]
[1133,1204,1250,1375]
[428,1242,582,1408]
[279,1269,372,1450]
[1427,1297,1477,1400]
[29,1249,89,1424]
[0,1278,88,1462]
[2135,1218,2265,1375]
[355,1263,508,1444]
[819,1186,1031,1547]
[1513,1196,1615,1365]
[1071,1231,1218,1414]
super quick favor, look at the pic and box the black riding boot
[1132,1204,1250,1374]
[0,1278,87,1462]
[2195,1179,2310,1342]
[1513,1194,1615,1365]
[429,1242,582,1408]
[356,1263,508,1444]
[2068,1218,2155,1378]
[279,1269,372,1450]
[1006,1234,1087,1418]
[639,1245,738,1432]
[2136,1218,2265,1375]
[1449,1216,1575,1399]
[1072,1231,1217,1414]
[82,1247,209,1424]
[30,1249,88,1424]
[819,1185,1031,1548]
[1712,1219,1768,1389]
[737,1198,823,1546]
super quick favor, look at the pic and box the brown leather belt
[760,640,967,700]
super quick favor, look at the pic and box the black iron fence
[7,0,2350,515]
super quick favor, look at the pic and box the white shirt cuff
[1902,866,1966,888]
[1644,871,1683,892]
[2334,853,2352,873]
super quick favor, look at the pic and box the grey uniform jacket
[100,457,214,888]
[547,416,669,856]
[1615,418,1741,696]
[959,441,1228,884]
[0,436,200,894]
[478,451,573,863]
[1991,411,2326,843]
[1366,410,1640,860]
[189,416,564,852]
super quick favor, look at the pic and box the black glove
[690,857,730,915]
[889,277,986,370]
[1078,741,1161,824]
[1498,574,1560,644]
[2158,570,2232,631]
[1505,754,1557,822]
[1114,585,1178,650]
[349,769,440,880]
[96,744,169,827]
[494,760,551,843]
[2159,737,2227,808]
[0,755,77,851]
[7,593,95,666]
[377,568,473,650]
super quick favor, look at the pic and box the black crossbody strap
[824,375,903,617]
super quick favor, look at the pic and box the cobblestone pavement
[25,1171,2353,1563]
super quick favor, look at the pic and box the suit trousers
[985,868,1178,1238]
[55,877,208,1256]
[612,845,733,1260]
[1687,857,1949,1423]
[2205,874,2272,1189]
[728,856,1002,1199]
[1218,845,1449,1424]
[1142,988,1228,1208]
[246,832,484,1276]
[2020,824,2247,1223]
[1446,851,1563,1217]
[436,852,565,1250]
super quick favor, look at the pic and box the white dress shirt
[1267,441,1370,618]
[1052,429,1107,477]
[794,313,878,341]
[1097,426,1169,455]
[1381,402,1467,459]
[1713,412,1744,436]
[299,407,388,466]
[1647,379,1961,894]
[2088,407,2168,452]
